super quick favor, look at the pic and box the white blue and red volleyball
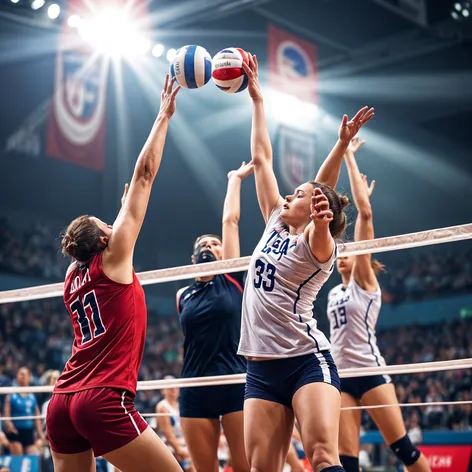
[170,45,212,89]
[211,47,249,94]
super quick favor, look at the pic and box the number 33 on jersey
[239,207,337,357]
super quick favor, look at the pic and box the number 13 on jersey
[331,306,347,329]
[253,258,276,292]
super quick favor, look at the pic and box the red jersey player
[46,75,182,472]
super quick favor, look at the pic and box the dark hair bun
[339,195,350,209]
[61,234,78,258]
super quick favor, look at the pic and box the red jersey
[55,253,147,396]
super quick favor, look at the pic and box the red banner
[419,446,472,472]
[46,0,110,171]
[267,24,318,104]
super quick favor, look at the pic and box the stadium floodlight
[68,14,81,28]
[166,48,177,62]
[77,7,150,58]
[31,0,45,10]
[152,43,165,58]
[47,3,60,19]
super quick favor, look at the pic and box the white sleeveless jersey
[158,399,184,448]
[327,279,387,369]
[238,207,336,358]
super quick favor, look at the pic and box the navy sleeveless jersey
[178,273,247,378]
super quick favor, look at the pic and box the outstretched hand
[361,173,375,197]
[159,74,181,119]
[348,136,366,154]
[310,187,333,226]
[241,54,263,102]
[227,160,255,181]
[339,106,375,143]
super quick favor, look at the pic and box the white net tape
[1,358,470,395]
[0,223,471,304]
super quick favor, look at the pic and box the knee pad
[340,455,359,472]
[390,434,421,466]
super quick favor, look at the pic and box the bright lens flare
[78,8,150,58]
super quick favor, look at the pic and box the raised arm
[222,161,254,260]
[104,75,180,279]
[242,55,284,223]
[304,188,335,263]
[344,137,378,292]
[315,107,375,189]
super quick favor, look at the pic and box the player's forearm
[251,99,273,165]
[222,176,242,225]
[35,419,43,437]
[165,433,183,454]
[344,150,371,216]
[308,225,334,263]
[315,139,349,189]
[134,114,170,182]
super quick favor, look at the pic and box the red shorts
[46,387,148,457]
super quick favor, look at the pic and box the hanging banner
[277,126,316,192]
[46,0,110,171]
[268,24,318,104]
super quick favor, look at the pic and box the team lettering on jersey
[261,230,298,261]
[70,268,91,294]
[328,291,350,308]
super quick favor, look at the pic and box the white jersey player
[329,137,431,472]
[239,53,375,472]
[156,379,194,472]
[327,276,386,371]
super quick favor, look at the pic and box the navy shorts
[245,351,340,409]
[6,428,35,448]
[341,374,392,400]
[179,384,245,419]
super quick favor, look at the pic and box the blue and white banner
[277,126,316,192]
[0,455,40,472]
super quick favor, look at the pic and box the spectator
[407,411,423,445]
[3,367,45,456]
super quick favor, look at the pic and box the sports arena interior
[0,0,471,471]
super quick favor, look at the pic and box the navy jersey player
[328,137,431,472]
[176,161,253,472]
[239,54,374,472]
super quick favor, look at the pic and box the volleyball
[170,45,212,89]
[211,47,249,94]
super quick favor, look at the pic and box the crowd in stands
[379,247,472,304]
[0,219,66,281]
[365,318,472,431]
[0,217,471,471]
[0,296,471,434]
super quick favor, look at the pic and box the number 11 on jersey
[70,290,106,345]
